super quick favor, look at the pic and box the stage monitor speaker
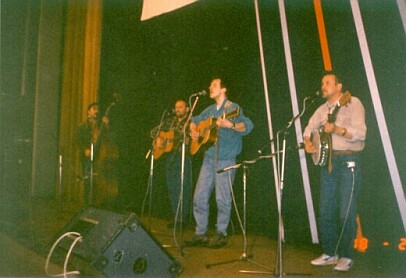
[55,207,182,277]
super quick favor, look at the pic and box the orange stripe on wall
[314,0,332,71]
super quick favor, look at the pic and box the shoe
[311,254,338,266]
[334,258,353,271]
[185,234,208,247]
[208,233,227,249]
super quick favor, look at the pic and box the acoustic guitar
[153,130,174,160]
[190,108,240,156]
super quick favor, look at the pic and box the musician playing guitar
[152,100,193,228]
[303,71,366,272]
[186,77,253,249]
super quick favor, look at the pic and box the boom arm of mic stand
[275,96,317,183]
[273,95,318,276]
[207,151,277,271]
[146,109,169,160]
[217,163,242,174]
[281,96,317,133]
[216,152,280,174]
[184,95,201,133]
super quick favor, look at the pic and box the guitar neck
[328,106,340,123]
[210,108,240,128]
[328,91,351,123]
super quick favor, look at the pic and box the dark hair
[87,102,99,111]
[211,77,228,89]
[322,70,346,91]
[322,70,342,84]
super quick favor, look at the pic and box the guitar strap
[225,100,233,111]
[327,134,333,173]
[327,91,351,173]
[325,104,335,173]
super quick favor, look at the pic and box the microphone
[191,90,207,97]
[167,109,175,116]
[307,90,322,98]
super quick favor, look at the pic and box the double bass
[94,93,121,206]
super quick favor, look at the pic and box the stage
[0,198,404,277]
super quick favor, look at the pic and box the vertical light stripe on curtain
[58,0,102,205]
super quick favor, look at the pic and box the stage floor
[0,198,404,277]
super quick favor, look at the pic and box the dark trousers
[166,153,192,223]
[319,153,362,259]
[81,158,94,206]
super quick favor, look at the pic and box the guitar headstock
[339,91,351,107]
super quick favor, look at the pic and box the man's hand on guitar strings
[216,117,233,129]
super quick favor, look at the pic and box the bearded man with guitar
[303,71,367,272]
[186,77,253,248]
[153,99,193,228]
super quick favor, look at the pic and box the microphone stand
[89,142,94,206]
[58,154,63,195]
[205,153,278,273]
[141,110,168,222]
[173,94,201,256]
[273,96,317,277]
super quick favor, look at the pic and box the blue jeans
[166,153,192,222]
[193,156,236,235]
[319,153,362,259]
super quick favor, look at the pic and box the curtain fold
[58,0,102,204]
